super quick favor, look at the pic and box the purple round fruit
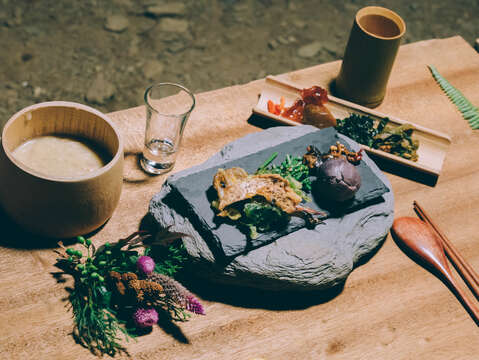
[315,158,361,202]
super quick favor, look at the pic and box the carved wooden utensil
[391,216,479,325]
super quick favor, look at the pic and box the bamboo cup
[335,6,406,108]
[0,101,124,238]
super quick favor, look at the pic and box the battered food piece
[213,167,302,216]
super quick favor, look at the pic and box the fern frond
[428,65,479,129]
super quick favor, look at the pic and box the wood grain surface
[1,36,479,359]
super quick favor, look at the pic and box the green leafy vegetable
[428,65,479,129]
[372,123,419,161]
[256,152,311,199]
[335,113,388,147]
[335,114,419,161]
[243,199,289,235]
[241,199,290,239]
[212,198,289,239]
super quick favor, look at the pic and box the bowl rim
[1,101,124,183]
[355,6,406,41]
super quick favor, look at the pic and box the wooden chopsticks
[414,201,479,300]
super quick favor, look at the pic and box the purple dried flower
[185,294,205,315]
[133,308,159,328]
[148,273,206,315]
[137,255,155,275]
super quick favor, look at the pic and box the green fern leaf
[428,65,479,130]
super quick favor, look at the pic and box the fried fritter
[213,167,302,215]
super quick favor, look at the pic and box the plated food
[211,142,363,239]
[165,127,389,258]
[335,114,419,161]
[253,76,451,176]
[268,87,420,163]
[267,85,336,128]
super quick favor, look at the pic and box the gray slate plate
[149,125,394,291]
[163,127,389,259]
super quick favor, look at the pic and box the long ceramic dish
[253,76,452,176]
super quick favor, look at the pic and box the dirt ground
[1,0,478,128]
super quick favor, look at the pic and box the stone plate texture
[165,127,389,259]
[149,125,394,291]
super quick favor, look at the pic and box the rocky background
[1,0,478,128]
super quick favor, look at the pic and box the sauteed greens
[335,114,419,161]
[335,114,388,147]
[222,198,290,240]
[256,152,311,200]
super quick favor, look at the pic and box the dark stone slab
[149,125,394,291]
[164,127,389,259]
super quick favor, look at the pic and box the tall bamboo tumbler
[335,6,406,108]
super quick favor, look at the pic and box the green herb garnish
[428,65,479,129]
[256,152,311,199]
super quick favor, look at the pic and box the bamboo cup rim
[355,6,406,41]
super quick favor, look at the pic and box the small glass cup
[140,83,195,175]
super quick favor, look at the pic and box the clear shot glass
[141,83,195,175]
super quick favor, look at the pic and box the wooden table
[1,36,479,359]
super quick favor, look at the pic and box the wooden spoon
[391,216,479,325]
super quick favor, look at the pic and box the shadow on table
[0,206,105,249]
[0,208,60,249]
[176,235,386,311]
[247,113,283,130]
[179,275,346,311]
[367,153,438,187]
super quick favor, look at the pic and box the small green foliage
[428,65,479,129]
[150,244,188,277]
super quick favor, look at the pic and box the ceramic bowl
[0,101,124,238]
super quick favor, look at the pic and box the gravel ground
[0,0,478,128]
